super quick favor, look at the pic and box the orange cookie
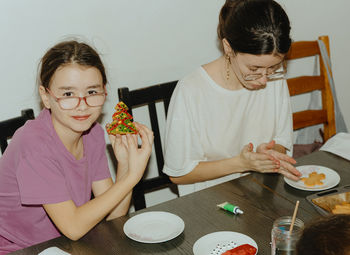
[300,171,325,187]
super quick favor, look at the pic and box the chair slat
[286,41,319,59]
[0,109,34,154]
[287,76,325,96]
[293,110,328,130]
[128,82,176,106]
[147,102,164,174]
[141,175,171,191]
[164,97,171,117]
[0,140,8,154]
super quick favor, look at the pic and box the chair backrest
[0,109,35,154]
[118,81,178,210]
[286,35,335,142]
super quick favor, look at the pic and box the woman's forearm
[169,155,248,184]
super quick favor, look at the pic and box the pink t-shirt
[0,109,111,254]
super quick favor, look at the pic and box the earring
[225,54,231,81]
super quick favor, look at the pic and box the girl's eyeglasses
[46,88,107,110]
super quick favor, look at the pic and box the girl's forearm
[44,174,137,240]
[104,161,133,220]
[73,175,137,234]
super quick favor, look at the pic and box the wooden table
[10,151,350,255]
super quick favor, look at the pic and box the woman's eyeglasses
[242,66,286,81]
[231,52,286,81]
[46,88,106,110]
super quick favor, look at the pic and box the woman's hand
[240,143,280,173]
[256,140,301,181]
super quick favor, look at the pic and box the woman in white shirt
[163,0,301,195]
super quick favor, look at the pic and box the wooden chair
[0,109,35,154]
[286,35,336,142]
[118,81,178,210]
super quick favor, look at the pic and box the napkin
[320,132,350,161]
[38,247,70,255]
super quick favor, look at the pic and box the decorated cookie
[106,101,137,135]
[301,171,326,187]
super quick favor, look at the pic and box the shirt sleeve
[92,152,111,181]
[16,154,71,205]
[163,80,205,177]
[273,79,293,155]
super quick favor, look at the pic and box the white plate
[284,165,340,191]
[123,211,184,243]
[193,231,258,255]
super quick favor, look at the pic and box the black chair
[0,109,35,154]
[118,81,178,210]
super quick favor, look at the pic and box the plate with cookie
[284,165,340,191]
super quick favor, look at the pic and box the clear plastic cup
[271,216,304,255]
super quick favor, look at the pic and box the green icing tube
[217,202,244,215]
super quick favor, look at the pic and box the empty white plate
[284,165,340,191]
[123,211,185,243]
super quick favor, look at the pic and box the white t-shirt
[163,66,293,196]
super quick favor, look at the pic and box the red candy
[221,244,257,255]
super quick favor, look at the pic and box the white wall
[1,0,349,208]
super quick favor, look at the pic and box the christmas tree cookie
[106,101,137,135]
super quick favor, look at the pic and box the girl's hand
[126,122,154,182]
[108,134,129,164]
[240,143,280,173]
[256,140,301,181]
[108,133,129,179]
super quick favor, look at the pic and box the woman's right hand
[239,143,280,174]
[125,122,154,183]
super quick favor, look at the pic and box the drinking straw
[289,200,300,232]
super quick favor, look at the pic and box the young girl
[163,0,301,195]
[0,40,154,254]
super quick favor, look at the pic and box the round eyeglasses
[46,88,107,110]
[242,66,286,81]
[231,52,286,82]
